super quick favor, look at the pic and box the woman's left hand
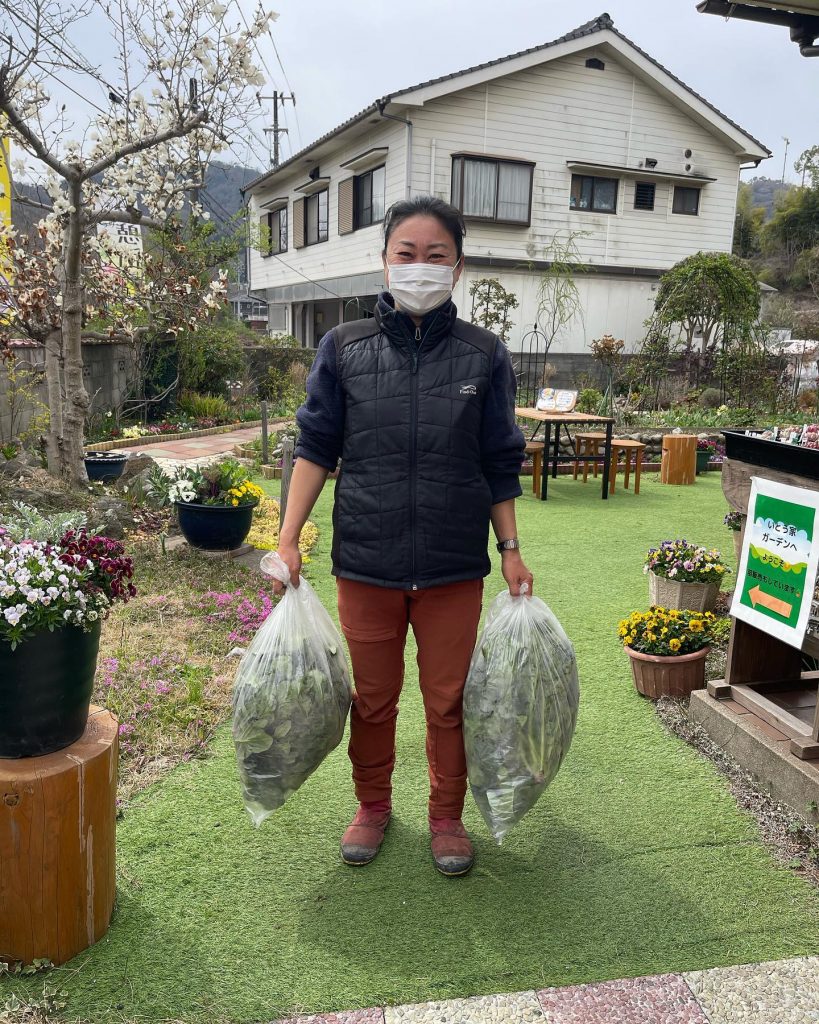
[501,551,535,596]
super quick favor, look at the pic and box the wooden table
[516,409,615,500]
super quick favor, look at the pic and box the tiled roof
[242,13,769,194]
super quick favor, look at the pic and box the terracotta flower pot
[648,571,719,612]
[625,645,710,700]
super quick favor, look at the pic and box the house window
[354,165,386,229]
[673,186,700,215]
[569,174,618,213]
[451,156,533,225]
[634,181,656,211]
[305,189,329,245]
[262,207,287,255]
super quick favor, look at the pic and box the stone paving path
[271,957,819,1024]
[115,424,263,461]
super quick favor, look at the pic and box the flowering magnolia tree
[0,218,231,461]
[0,0,275,483]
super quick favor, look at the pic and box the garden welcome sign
[731,478,819,648]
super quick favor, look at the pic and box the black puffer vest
[331,296,498,590]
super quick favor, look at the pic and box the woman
[276,195,532,876]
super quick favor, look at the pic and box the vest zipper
[410,325,421,589]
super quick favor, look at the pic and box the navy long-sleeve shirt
[295,309,525,505]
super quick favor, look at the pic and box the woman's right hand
[272,541,302,594]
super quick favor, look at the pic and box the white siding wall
[453,269,658,353]
[247,119,406,294]
[410,50,743,269]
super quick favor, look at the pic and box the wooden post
[280,435,294,525]
[0,707,117,967]
[660,433,697,485]
[260,401,269,465]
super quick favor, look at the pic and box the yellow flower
[669,638,681,652]
[624,634,634,645]
[689,620,703,633]
[232,498,238,506]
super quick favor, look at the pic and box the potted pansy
[696,438,716,475]
[724,510,745,563]
[618,606,715,699]
[644,540,731,612]
[161,459,264,551]
[0,525,135,757]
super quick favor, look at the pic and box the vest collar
[375,291,457,349]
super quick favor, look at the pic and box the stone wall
[0,341,133,443]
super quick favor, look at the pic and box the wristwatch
[496,538,520,553]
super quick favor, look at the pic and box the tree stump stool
[0,706,118,967]
[661,434,697,485]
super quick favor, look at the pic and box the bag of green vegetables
[463,583,579,844]
[232,552,352,826]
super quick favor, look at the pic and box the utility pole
[258,90,295,167]
[782,136,790,183]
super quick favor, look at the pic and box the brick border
[84,420,267,452]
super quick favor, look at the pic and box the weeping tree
[651,251,761,387]
[535,230,587,385]
[0,0,274,483]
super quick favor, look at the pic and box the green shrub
[698,388,723,409]
[177,392,232,421]
[577,387,604,414]
[177,316,248,397]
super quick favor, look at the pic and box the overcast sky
[11,0,819,187]
[260,0,818,185]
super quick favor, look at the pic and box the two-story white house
[242,13,769,388]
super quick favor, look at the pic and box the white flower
[3,604,26,626]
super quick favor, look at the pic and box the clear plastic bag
[463,584,579,844]
[231,552,352,826]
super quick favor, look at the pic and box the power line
[267,27,301,148]
[3,35,109,116]
[13,8,123,104]
[230,0,279,91]
[265,248,374,314]
[229,0,295,161]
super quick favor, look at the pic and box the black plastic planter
[0,621,102,758]
[85,451,128,483]
[722,430,819,480]
[176,500,257,551]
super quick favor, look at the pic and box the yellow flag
[0,138,10,229]
[0,137,12,320]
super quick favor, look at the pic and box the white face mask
[386,262,455,316]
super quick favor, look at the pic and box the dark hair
[382,195,466,260]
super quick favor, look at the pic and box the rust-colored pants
[336,577,483,819]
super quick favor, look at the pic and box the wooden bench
[525,440,544,496]
[574,435,646,494]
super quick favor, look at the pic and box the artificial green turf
[5,472,818,1023]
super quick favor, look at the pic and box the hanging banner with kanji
[731,477,819,648]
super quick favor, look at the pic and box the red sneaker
[429,818,474,876]
[340,805,391,866]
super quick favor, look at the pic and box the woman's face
[382,215,464,287]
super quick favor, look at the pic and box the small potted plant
[84,450,129,482]
[0,525,136,757]
[696,438,716,475]
[644,540,731,612]
[724,509,744,563]
[618,606,716,699]
[162,459,264,551]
